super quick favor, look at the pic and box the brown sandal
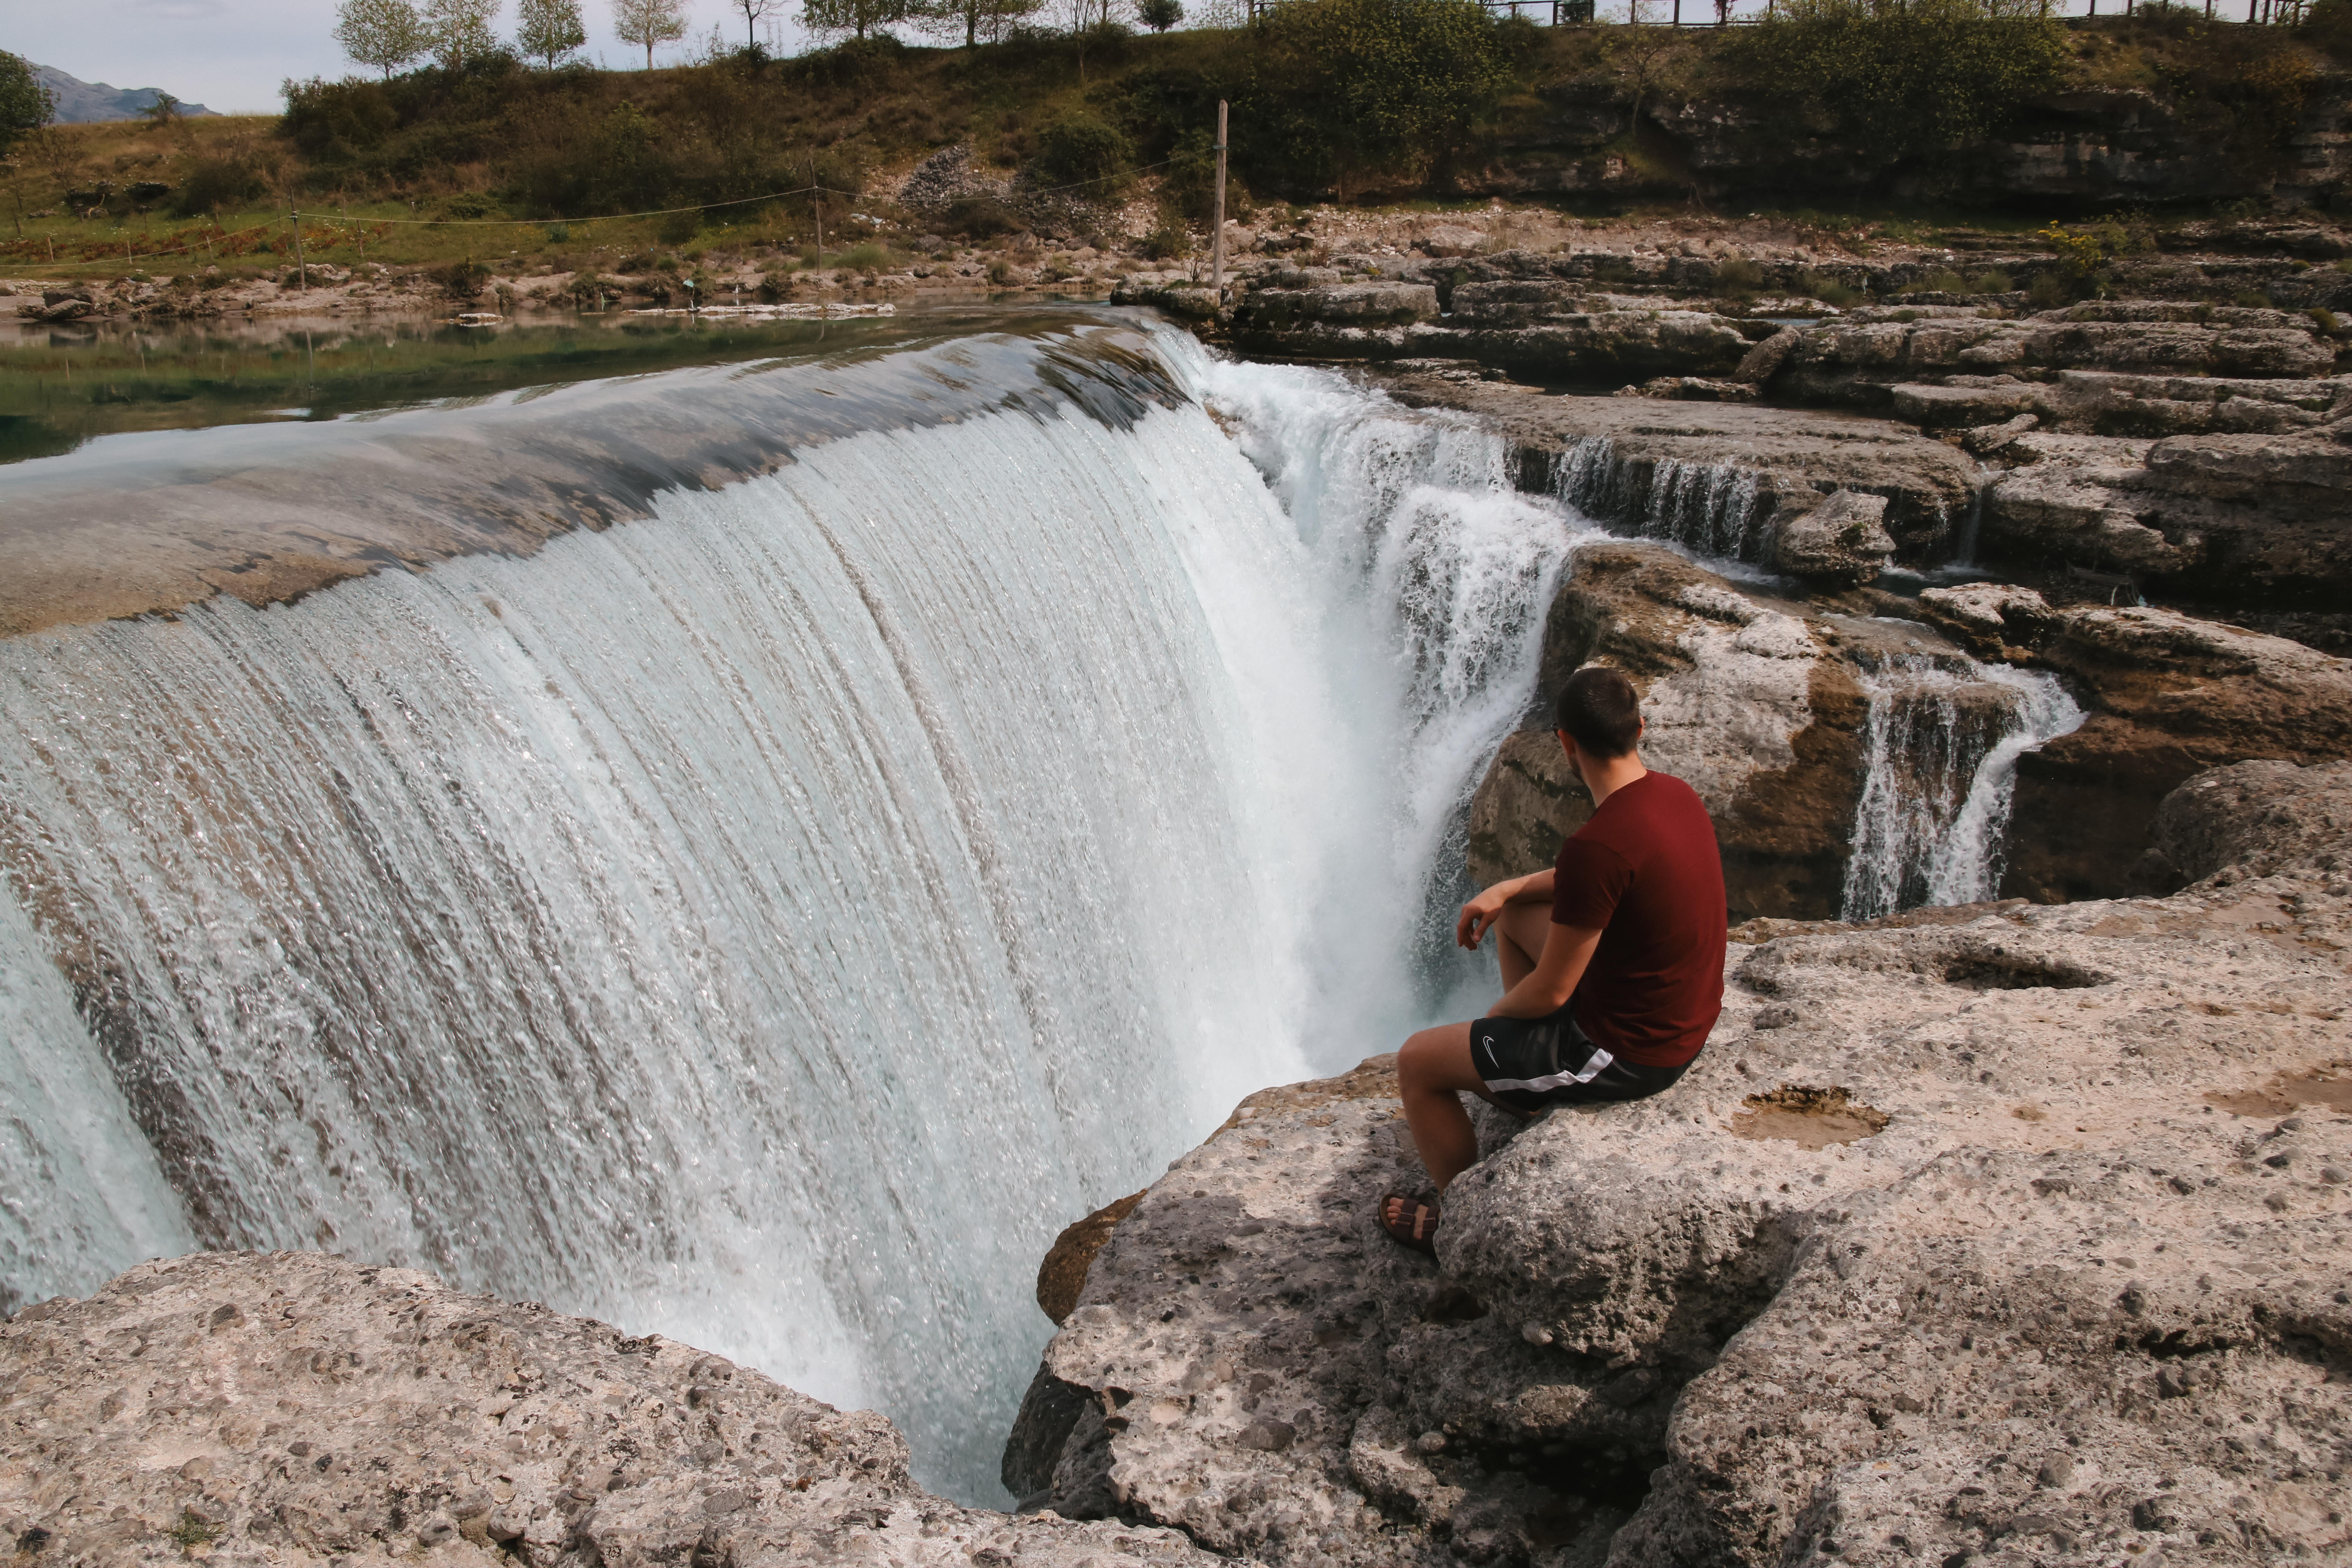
[1379,1192,1439,1256]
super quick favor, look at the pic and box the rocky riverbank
[1005,758,2352,1568]
[1124,233,2352,646]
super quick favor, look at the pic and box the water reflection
[0,305,1100,463]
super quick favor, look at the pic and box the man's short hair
[1555,665,1642,758]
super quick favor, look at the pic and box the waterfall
[1552,437,1765,564]
[1839,655,2085,920]
[0,323,1584,1502]
[1169,343,1586,1024]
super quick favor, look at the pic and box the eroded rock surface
[0,1251,1221,1568]
[1007,759,2352,1567]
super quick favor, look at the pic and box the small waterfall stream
[1838,654,2085,920]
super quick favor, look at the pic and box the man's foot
[1379,1192,1439,1256]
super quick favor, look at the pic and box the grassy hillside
[0,0,2332,282]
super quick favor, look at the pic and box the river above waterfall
[0,308,2074,1503]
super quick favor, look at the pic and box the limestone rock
[1009,764,2352,1567]
[1240,283,1439,328]
[0,1252,1222,1568]
[2141,756,2352,890]
[1375,368,1978,564]
[1767,489,1898,586]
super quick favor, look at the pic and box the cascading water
[0,321,1584,1502]
[1552,437,1765,563]
[1839,654,2085,920]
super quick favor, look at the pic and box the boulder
[1009,760,2352,1566]
[2139,756,2352,891]
[1767,489,1897,586]
[0,1252,1222,1568]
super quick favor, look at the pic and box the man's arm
[1486,922,1602,1019]
[1454,867,1557,950]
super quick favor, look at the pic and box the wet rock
[0,1252,1221,1568]
[1013,763,2352,1566]
[1768,489,1897,586]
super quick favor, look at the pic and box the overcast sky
[15,0,825,117]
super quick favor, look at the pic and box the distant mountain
[33,64,219,124]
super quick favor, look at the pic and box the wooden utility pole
[291,209,308,289]
[1210,100,1229,294]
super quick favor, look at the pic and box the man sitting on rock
[1382,665,1727,1255]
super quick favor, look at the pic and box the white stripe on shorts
[1484,1047,1614,1096]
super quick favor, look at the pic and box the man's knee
[1399,1024,1479,1094]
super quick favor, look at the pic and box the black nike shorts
[1469,1004,1689,1114]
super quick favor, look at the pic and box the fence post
[292,209,308,289]
[1211,100,1229,296]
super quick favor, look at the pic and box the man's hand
[1456,886,1508,950]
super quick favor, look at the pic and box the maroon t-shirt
[1549,771,1727,1068]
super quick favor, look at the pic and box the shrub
[1138,225,1187,260]
[437,259,492,297]
[2234,289,2273,307]
[1723,0,2069,165]
[656,208,702,246]
[1916,268,1966,294]
[1800,270,1862,307]
[2027,270,2073,307]
[2309,306,2343,337]
[1034,112,1135,192]
[172,155,268,217]
[1969,269,2013,293]
[986,258,1012,284]
[941,195,1020,239]
[842,241,888,270]
[443,191,500,219]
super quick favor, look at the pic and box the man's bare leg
[1385,1022,1493,1243]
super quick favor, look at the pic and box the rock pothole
[1730,1085,1890,1149]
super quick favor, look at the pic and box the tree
[334,0,430,78]
[516,0,588,62]
[915,0,1041,45]
[141,92,182,127]
[613,0,688,65]
[423,0,504,67]
[733,0,781,45]
[802,0,915,40]
[0,51,53,160]
[1256,0,1510,189]
[1137,0,1183,29]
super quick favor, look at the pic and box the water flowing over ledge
[0,321,1590,1503]
[0,315,1183,639]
